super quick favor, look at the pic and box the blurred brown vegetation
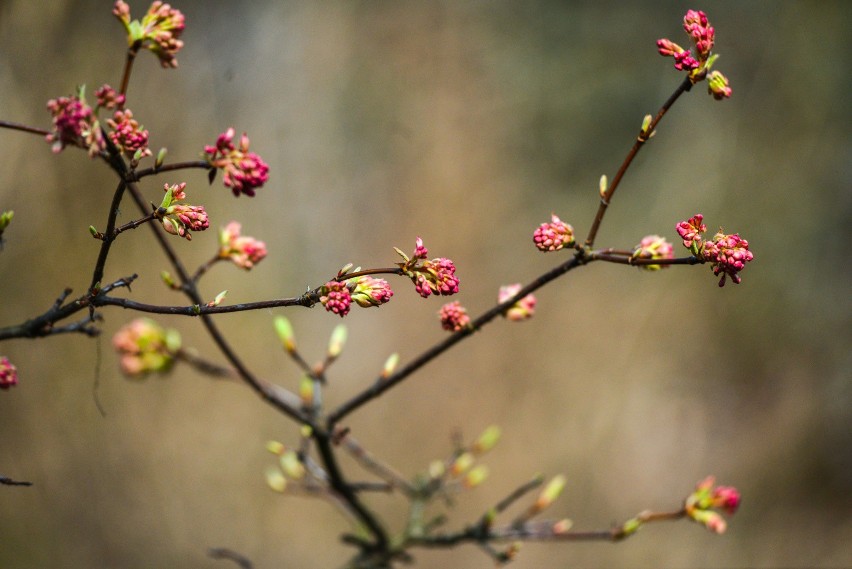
[1,1,850,567]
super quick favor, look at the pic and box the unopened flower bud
[299,376,314,407]
[327,324,348,358]
[632,235,674,270]
[112,318,180,378]
[533,214,575,252]
[438,301,470,332]
[204,128,270,197]
[712,485,742,514]
[0,210,13,232]
[160,271,177,289]
[349,276,393,308]
[450,452,474,477]
[428,460,445,480]
[498,284,536,321]
[534,474,566,511]
[218,222,267,270]
[463,464,489,488]
[265,466,287,493]
[207,290,227,307]
[265,440,286,455]
[320,281,352,317]
[381,353,400,379]
[707,70,732,100]
[472,425,501,455]
[676,214,707,253]
[155,147,167,169]
[280,450,306,480]
[0,357,19,390]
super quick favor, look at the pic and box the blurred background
[1,1,849,567]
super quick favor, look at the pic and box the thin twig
[583,76,693,248]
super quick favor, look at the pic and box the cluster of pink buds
[439,301,470,332]
[112,318,181,378]
[218,222,267,270]
[349,275,394,308]
[107,109,151,159]
[657,9,731,98]
[533,214,575,252]
[204,128,270,197]
[156,182,209,240]
[676,214,707,255]
[498,284,536,321]
[632,235,674,270]
[320,281,352,318]
[45,88,104,156]
[95,84,125,111]
[702,231,754,287]
[676,214,753,286]
[684,476,741,534]
[113,1,186,69]
[396,238,460,299]
[0,356,18,390]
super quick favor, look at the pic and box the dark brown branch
[207,547,253,569]
[120,180,312,427]
[0,120,50,137]
[590,252,703,267]
[118,44,140,98]
[95,294,310,315]
[1,475,33,486]
[134,160,209,179]
[314,431,390,552]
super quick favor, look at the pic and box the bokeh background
[1,1,849,567]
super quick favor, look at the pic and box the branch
[0,120,50,137]
[207,547,253,569]
[121,178,314,427]
[0,475,33,487]
[583,76,692,248]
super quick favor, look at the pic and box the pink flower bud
[321,281,352,317]
[498,284,536,321]
[158,183,209,240]
[45,91,103,156]
[673,50,700,71]
[439,301,470,332]
[95,84,125,110]
[112,318,180,378]
[632,235,674,270]
[656,38,684,57]
[712,485,742,514]
[349,276,393,308]
[413,237,428,260]
[115,0,186,68]
[533,214,575,252]
[701,231,754,286]
[684,475,740,533]
[218,222,267,270]
[205,129,270,197]
[0,356,19,390]
[168,204,209,232]
[107,109,151,159]
[676,214,707,250]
